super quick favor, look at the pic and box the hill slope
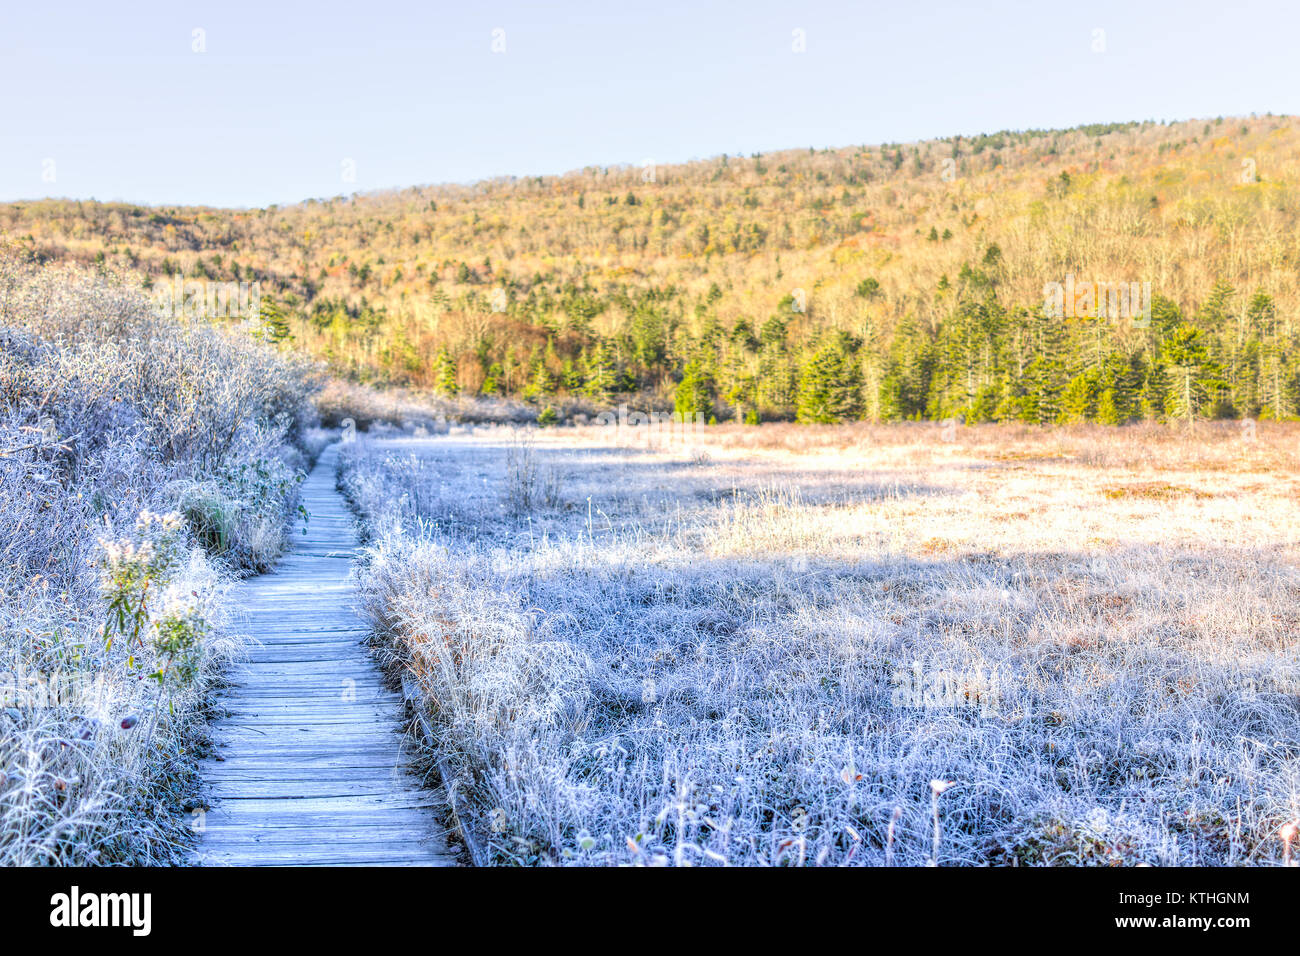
[4,115,1299,423]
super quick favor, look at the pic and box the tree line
[371,268,1296,425]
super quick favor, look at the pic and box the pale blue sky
[1,0,1294,208]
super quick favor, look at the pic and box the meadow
[340,419,1300,865]
[3,110,1299,869]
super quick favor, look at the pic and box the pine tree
[1059,371,1097,423]
[1095,352,1142,423]
[523,346,556,402]
[1259,339,1298,420]
[796,332,863,423]
[674,358,716,419]
[481,362,504,396]
[433,348,459,395]
[1160,326,1226,423]
[256,298,292,344]
[1196,280,1235,334]
[1141,358,1169,421]
[756,341,797,415]
[855,277,882,299]
[561,357,583,391]
[927,297,1005,420]
[1249,292,1297,420]
[1095,387,1121,425]
[878,318,934,421]
[582,339,619,402]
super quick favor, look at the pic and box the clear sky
[2,0,1295,208]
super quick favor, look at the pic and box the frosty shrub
[0,251,319,864]
[99,510,187,654]
[503,432,564,513]
[98,510,208,750]
[317,378,555,432]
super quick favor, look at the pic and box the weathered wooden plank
[195,442,458,867]
[224,681,392,693]
[221,690,395,702]
[207,786,417,801]
[230,649,374,665]
[205,796,445,816]
[218,701,400,715]
[212,716,406,730]
[201,828,446,846]
[202,835,450,853]
[209,734,410,752]
[236,633,373,644]
[203,754,412,771]
[200,849,455,867]
[217,698,401,710]
[200,809,445,829]
[204,776,421,791]
[205,768,419,784]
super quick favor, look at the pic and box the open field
[9,0,1300,912]
[4,248,1296,868]
[342,421,1300,865]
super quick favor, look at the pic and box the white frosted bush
[0,253,316,864]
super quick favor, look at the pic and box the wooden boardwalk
[195,442,458,866]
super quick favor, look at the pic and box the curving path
[194,442,457,866]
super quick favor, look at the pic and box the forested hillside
[4,115,1298,424]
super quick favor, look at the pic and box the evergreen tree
[1059,371,1097,423]
[878,317,934,421]
[1020,354,1068,423]
[928,297,1005,420]
[759,315,788,347]
[481,362,504,396]
[1249,292,1297,419]
[1141,358,1169,421]
[674,358,716,419]
[1259,338,1298,420]
[582,338,619,402]
[1095,387,1121,425]
[523,346,557,402]
[1196,280,1235,334]
[855,277,882,299]
[256,298,292,344]
[796,332,863,423]
[433,348,459,395]
[1159,326,1226,423]
[1096,352,1143,423]
[756,342,797,416]
[561,357,583,391]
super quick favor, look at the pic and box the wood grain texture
[194,442,459,867]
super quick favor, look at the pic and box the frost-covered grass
[0,253,320,864]
[343,419,1300,866]
[316,379,540,431]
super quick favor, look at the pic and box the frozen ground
[341,421,1300,865]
